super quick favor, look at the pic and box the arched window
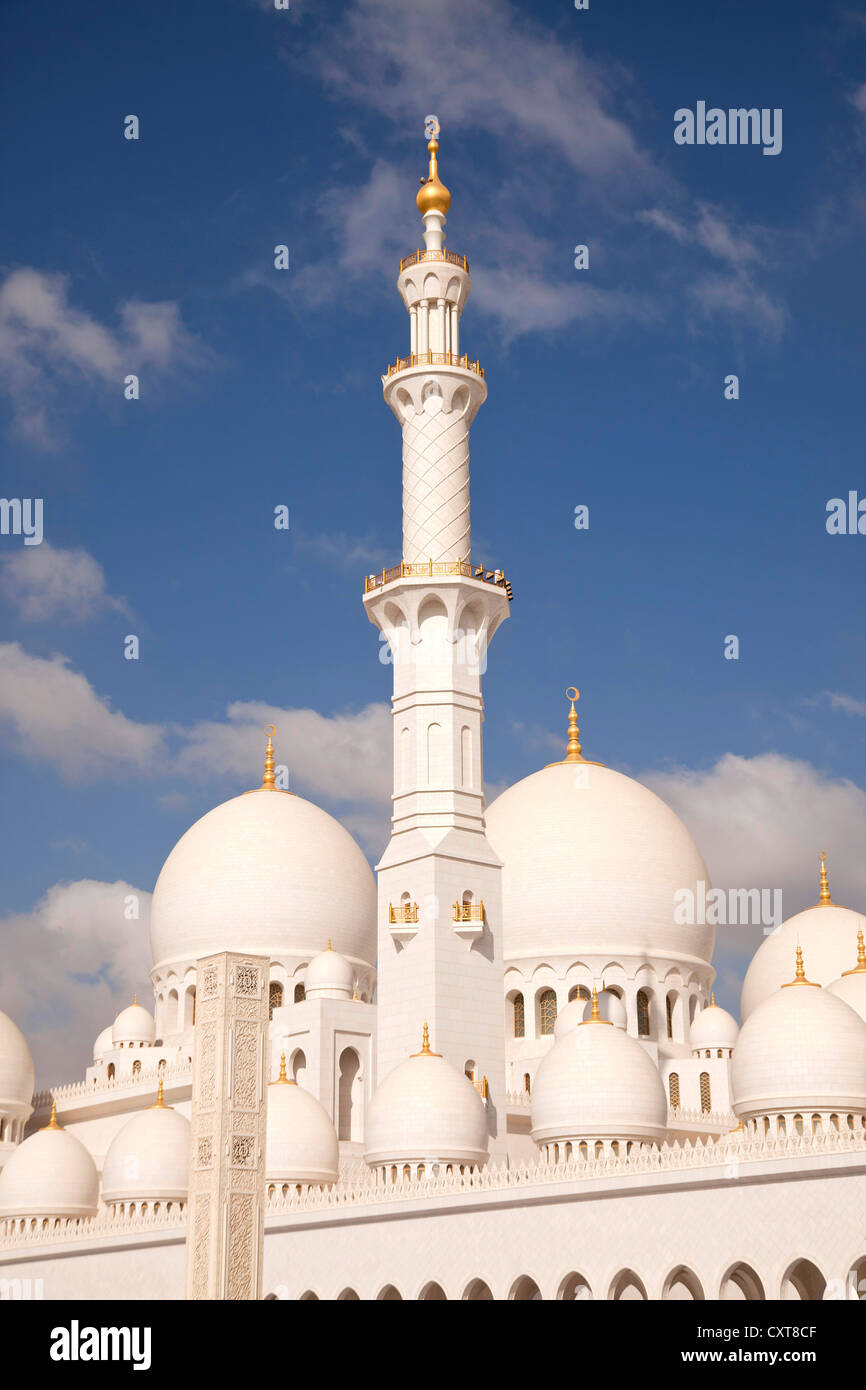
[464,1060,476,1082]
[811,1114,822,1135]
[669,1073,680,1108]
[699,1072,711,1113]
[268,982,283,1019]
[338,1048,361,1141]
[132,1059,141,1075]
[830,1113,839,1132]
[107,1063,115,1081]
[513,993,525,1038]
[523,1072,531,1095]
[291,1049,307,1086]
[538,989,557,1035]
[293,983,305,1003]
[794,1113,804,1135]
[568,985,590,1003]
[636,990,651,1037]
[665,993,674,1039]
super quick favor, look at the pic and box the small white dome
[553,996,588,1038]
[732,952,866,1120]
[531,1012,668,1146]
[266,1067,338,1184]
[365,1030,488,1167]
[825,931,866,1024]
[0,1114,98,1218]
[690,1001,739,1052]
[93,1025,115,1061]
[101,1097,190,1203]
[740,861,866,1019]
[0,1010,34,1111]
[112,1001,155,1048]
[305,945,354,1001]
[149,786,377,974]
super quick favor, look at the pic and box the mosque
[1,132,865,1302]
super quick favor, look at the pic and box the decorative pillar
[184,952,269,1301]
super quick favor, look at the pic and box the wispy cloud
[0,268,208,446]
[0,542,129,623]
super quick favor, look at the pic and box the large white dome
[365,1030,488,1167]
[0,1115,98,1218]
[101,1098,190,1204]
[732,955,866,1120]
[266,1066,339,1184]
[149,788,377,972]
[485,760,713,968]
[0,1010,34,1111]
[741,903,866,1020]
[531,1011,668,1145]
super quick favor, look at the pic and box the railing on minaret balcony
[388,902,419,924]
[399,249,469,272]
[453,901,485,923]
[364,560,513,599]
[384,352,484,379]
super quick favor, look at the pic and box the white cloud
[848,83,866,114]
[0,642,165,777]
[0,879,153,1087]
[0,268,206,446]
[819,690,866,717]
[644,752,866,975]
[0,542,128,623]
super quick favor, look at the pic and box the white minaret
[364,124,511,1156]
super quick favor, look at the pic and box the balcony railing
[453,901,485,922]
[399,249,469,273]
[384,352,484,379]
[389,902,419,924]
[364,561,513,600]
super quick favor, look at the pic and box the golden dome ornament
[416,134,451,218]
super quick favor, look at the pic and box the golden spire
[416,134,451,217]
[547,687,603,767]
[580,984,613,1026]
[133,993,137,1007]
[711,992,716,1007]
[818,851,832,905]
[262,724,276,790]
[411,1021,441,1056]
[327,938,332,951]
[150,1076,167,1109]
[270,1051,296,1085]
[842,929,866,977]
[782,943,819,989]
[43,1098,60,1130]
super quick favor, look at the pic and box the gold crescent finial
[782,942,819,989]
[818,851,832,905]
[711,992,716,1007]
[412,1020,442,1056]
[563,687,583,762]
[133,992,137,1007]
[580,982,613,1026]
[44,1097,60,1130]
[270,1051,296,1085]
[842,929,866,976]
[262,726,276,790]
[151,1076,167,1109]
[416,127,451,218]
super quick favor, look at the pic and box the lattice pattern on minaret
[402,406,470,564]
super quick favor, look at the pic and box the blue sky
[1,0,865,1078]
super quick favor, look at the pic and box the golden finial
[133,993,137,1007]
[711,992,716,1007]
[44,1098,60,1130]
[270,1051,296,1085]
[580,983,613,1026]
[564,687,583,762]
[416,128,451,218]
[842,929,866,977]
[150,1076,167,1109]
[352,986,359,1001]
[412,1021,441,1057]
[818,851,832,905]
[262,724,276,790]
[327,938,332,951]
[782,943,819,989]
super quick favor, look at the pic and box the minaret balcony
[388,902,420,944]
[364,560,513,601]
[453,901,485,942]
[399,249,469,273]
[384,351,484,380]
